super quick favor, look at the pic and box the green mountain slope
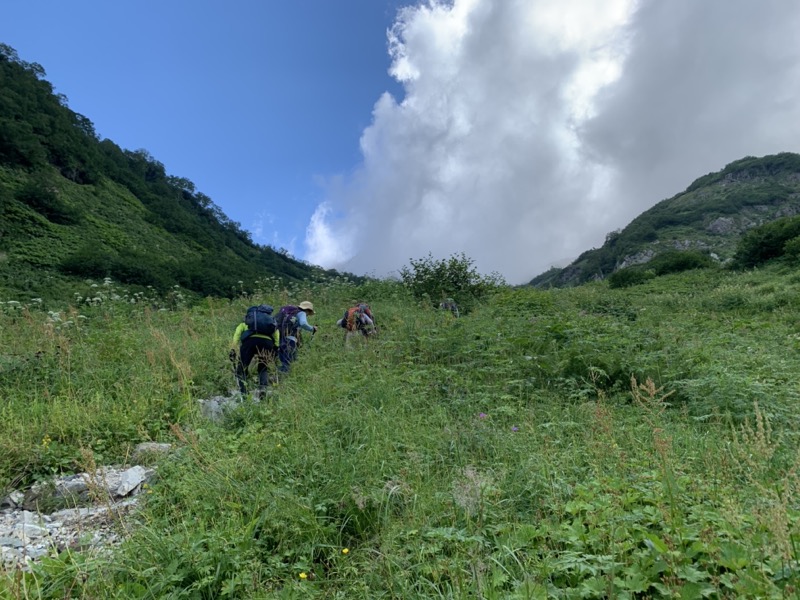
[530,152,800,287]
[0,43,338,302]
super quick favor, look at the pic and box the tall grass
[2,267,799,598]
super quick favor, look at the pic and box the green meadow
[2,265,800,598]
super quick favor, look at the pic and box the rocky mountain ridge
[530,153,800,287]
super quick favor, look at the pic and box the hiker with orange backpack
[275,301,317,373]
[337,302,376,342]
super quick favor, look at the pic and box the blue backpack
[244,305,276,337]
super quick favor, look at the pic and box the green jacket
[232,322,280,348]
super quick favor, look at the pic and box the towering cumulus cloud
[306,0,800,283]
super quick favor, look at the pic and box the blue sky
[2,0,405,256]
[4,1,800,283]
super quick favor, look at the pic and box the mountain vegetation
[530,152,800,288]
[3,260,800,597]
[3,42,800,599]
[0,44,341,304]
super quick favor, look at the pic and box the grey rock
[1,546,23,565]
[88,469,122,497]
[198,393,243,421]
[0,491,23,508]
[116,466,147,497]
[2,466,150,571]
[617,248,656,270]
[13,522,49,539]
[20,510,43,525]
[707,217,737,235]
[55,475,90,498]
[131,442,172,463]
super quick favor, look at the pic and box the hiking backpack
[345,303,374,332]
[275,305,301,339]
[244,305,276,336]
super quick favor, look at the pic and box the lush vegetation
[607,250,718,289]
[2,258,800,598]
[530,152,800,288]
[3,39,800,600]
[733,215,800,268]
[0,44,340,303]
[399,252,505,314]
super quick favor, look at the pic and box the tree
[399,252,505,312]
[733,215,800,268]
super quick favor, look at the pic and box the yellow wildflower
[342,548,349,555]
[299,572,307,580]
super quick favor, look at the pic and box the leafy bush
[648,250,717,276]
[398,252,505,312]
[59,245,113,279]
[783,235,800,263]
[732,215,800,268]
[607,267,655,289]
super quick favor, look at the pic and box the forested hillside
[0,44,340,303]
[531,152,800,287]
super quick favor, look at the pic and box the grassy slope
[0,163,322,304]
[2,167,180,268]
[2,267,800,598]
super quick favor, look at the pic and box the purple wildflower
[478,413,487,419]
[511,426,519,432]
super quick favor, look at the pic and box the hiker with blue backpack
[230,304,280,395]
[439,297,460,318]
[275,301,317,373]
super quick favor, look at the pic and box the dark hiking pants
[236,336,276,394]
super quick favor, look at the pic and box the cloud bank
[306,0,800,283]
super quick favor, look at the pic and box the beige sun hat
[298,301,315,314]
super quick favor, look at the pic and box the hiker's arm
[232,323,247,348]
[296,311,316,332]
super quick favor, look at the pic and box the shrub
[398,252,504,312]
[607,267,655,289]
[733,215,800,268]
[782,235,800,263]
[59,244,113,278]
[648,250,717,276]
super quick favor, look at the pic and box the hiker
[337,302,376,342]
[230,304,280,396]
[276,301,317,372]
[439,297,460,318]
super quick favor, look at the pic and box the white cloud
[306,202,349,266]
[306,0,800,283]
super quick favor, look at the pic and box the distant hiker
[275,301,317,372]
[337,302,376,342]
[439,297,460,318]
[230,304,280,396]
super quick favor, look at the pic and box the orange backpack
[344,303,374,332]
